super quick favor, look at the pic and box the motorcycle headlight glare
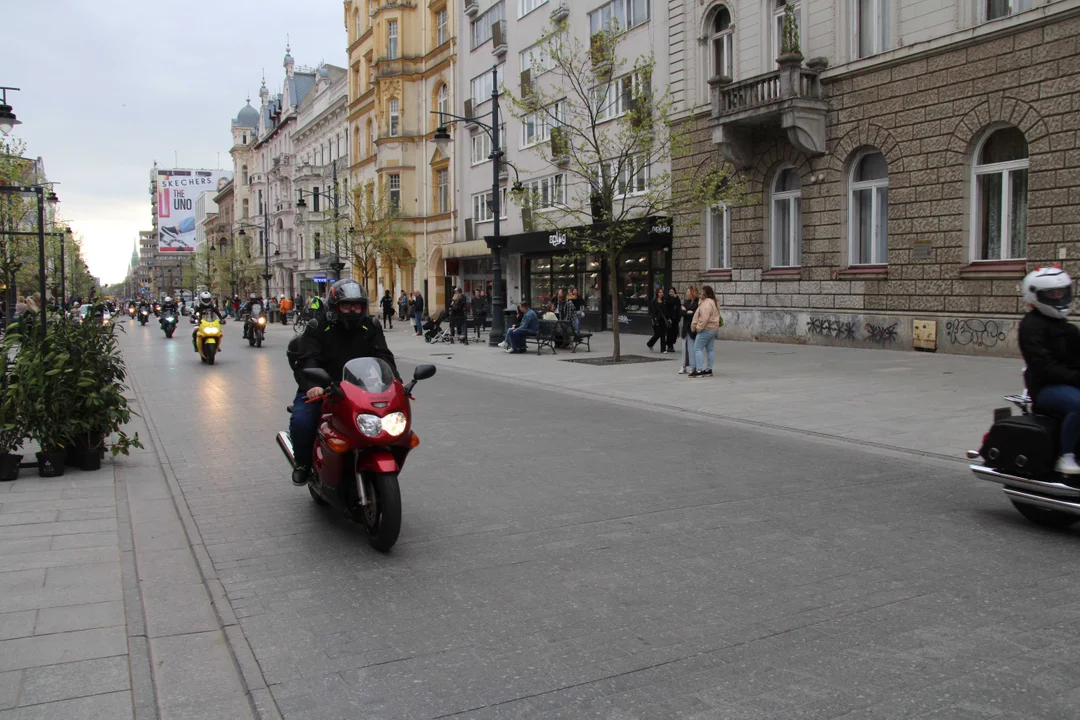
[203,327,219,335]
[257,317,266,325]
[356,414,383,437]
[381,412,408,437]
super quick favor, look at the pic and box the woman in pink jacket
[688,286,720,378]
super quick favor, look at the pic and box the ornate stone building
[670,0,1080,356]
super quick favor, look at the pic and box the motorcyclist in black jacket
[287,279,399,486]
[1018,266,1080,475]
[241,293,264,339]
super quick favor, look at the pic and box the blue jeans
[414,310,423,334]
[507,327,535,351]
[289,391,323,469]
[1037,385,1080,455]
[694,329,717,372]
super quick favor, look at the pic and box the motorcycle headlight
[356,414,383,437]
[203,327,220,335]
[257,317,266,325]
[381,412,408,437]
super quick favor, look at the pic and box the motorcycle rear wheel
[360,472,401,552]
[1010,499,1079,528]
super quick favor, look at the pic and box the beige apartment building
[671,0,1080,356]
[344,0,457,308]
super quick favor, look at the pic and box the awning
[442,239,491,259]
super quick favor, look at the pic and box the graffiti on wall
[865,322,899,344]
[807,316,858,341]
[945,319,1007,348]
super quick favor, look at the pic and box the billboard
[156,169,233,252]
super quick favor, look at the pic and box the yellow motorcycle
[195,317,224,365]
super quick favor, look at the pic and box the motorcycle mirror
[413,364,437,382]
[302,368,333,387]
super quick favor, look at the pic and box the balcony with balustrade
[710,56,828,169]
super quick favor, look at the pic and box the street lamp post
[433,65,511,345]
[236,220,279,301]
[296,139,348,288]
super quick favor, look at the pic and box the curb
[126,365,283,720]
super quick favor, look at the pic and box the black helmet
[327,279,369,329]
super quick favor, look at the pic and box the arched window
[849,151,888,265]
[437,85,449,128]
[388,98,400,136]
[972,126,1028,260]
[771,167,802,268]
[241,165,248,184]
[354,10,361,39]
[367,119,375,154]
[710,6,734,80]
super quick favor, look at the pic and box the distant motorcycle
[138,308,150,326]
[160,309,178,338]
[245,303,267,348]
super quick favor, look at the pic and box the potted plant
[0,354,23,482]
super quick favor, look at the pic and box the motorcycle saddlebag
[980,414,1058,478]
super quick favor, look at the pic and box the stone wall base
[716,307,1024,357]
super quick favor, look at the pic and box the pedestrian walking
[646,288,669,351]
[689,285,721,379]
[678,286,699,374]
[412,291,425,336]
[663,286,681,353]
[380,289,395,329]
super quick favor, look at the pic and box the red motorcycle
[277,358,436,552]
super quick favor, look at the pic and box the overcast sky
[0,1,347,285]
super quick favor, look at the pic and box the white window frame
[388,98,400,136]
[589,0,651,34]
[470,65,504,106]
[472,188,508,224]
[388,174,401,214]
[985,0,1033,21]
[436,9,448,45]
[469,125,506,165]
[518,0,549,18]
[523,173,566,211]
[471,0,505,49]
[596,156,649,198]
[854,0,888,59]
[521,101,564,148]
[705,204,731,270]
[848,151,889,266]
[520,44,555,76]
[387,20,399,60]
[709,6,734,80]
[437,169,450,213]
[595,73,644,123]
[437,85,449,123]
[770,166,802,268]
[971,130,1029,261]
[773,0,802,63]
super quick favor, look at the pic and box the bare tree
[506,20,746,361]
[342,186,409,299]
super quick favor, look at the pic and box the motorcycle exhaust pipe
[276,431,296,469]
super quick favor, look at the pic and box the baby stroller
[424,310,451,343]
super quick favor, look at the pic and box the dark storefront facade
[504,218,672,335]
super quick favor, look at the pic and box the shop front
[504,217,671,335]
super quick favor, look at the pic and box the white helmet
[1022,266,1073,319]
[163,296,173,304]
[199,291,212,305]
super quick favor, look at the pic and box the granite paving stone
[17,656,130,707]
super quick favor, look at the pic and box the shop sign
[548,231,568,248]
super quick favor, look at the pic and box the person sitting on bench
[502,301,538,354]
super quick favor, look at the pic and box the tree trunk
[609,250,620,362]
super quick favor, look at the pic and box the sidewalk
[385,327,1021,461]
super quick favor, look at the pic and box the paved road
[120,321,1080,719]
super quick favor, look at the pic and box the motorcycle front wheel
[205,344,217,366]
[360,471,401,552]
[1010,499,1078,529]
[165,329,174,338]
[256,334,263,348]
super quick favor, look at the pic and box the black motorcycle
[969,375,1080,529]
[160,309,178,338]
[138,307,150,326]
[244,303,266,348]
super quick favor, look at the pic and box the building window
[472,188,508,223]
[388,98,400,136]
[242,198,249,219]
[258,190,264,215]
[595,73,646,123]
[312,186,320,212]
[523,173,566,209]
[849,151,888,265]
[388,174,401,214]
[710,6,734,80]
[856,0,888,58]
[773,0,801,62]
[367,120,375,154]
[471,65,504,105]
[387,20,399,59]
[522,101,564,148]
[241,165,249,184]
[705,205,730,270]
[973,126,1028,261]
[597,156,649,197]
[437,84,449,127]
[520,44,555,75]
[771,167,802,268]
[519,0,548,18]
[589,0,650,33]
[470,129,505,165]
[436,8,449,45]
[314,232,321,259]
[437,169,450,213]
[471,0,505,49]
[987,0,1032,20]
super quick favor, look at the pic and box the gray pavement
[100,319,1080,719]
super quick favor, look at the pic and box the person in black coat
[379,289,394,329]
[679,286,699,374]
[646,288,668,351]
[663,286,681,353]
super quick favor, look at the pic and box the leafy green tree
[344,186,409,298]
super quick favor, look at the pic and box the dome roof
[235,102,259,128]
[318,65,329,78]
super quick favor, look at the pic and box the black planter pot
[36,451,67,478]
[0,453,21,482]
[69,433,105,468]
[75,450,102,472]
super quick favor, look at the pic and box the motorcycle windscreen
[343,358,395,393]
[252,304,263,316]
